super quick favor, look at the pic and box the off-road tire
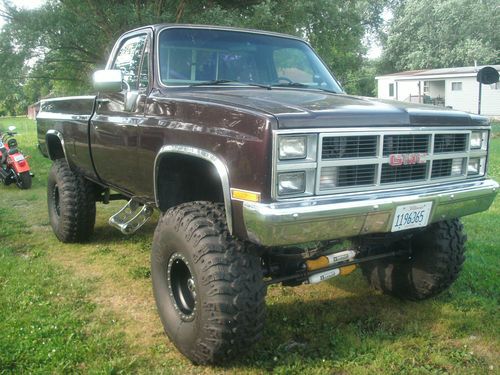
[17,171,32,189]
[151,201,266,365]
[361,219,467,301]
[47,159,96,243]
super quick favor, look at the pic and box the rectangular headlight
[467,157,485,176]
[470,131,487,149]
[278,171,305,195]
[279,136,306,160]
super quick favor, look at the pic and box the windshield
[158,28,342,92]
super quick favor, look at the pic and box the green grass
[0,117,499,374]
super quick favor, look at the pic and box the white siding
[377,78,396,99]
[396,80,420,101]
[480,82,500,116]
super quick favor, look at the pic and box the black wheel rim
[53,185,60,216]
[167,253,197,321]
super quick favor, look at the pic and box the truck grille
[383,134,429,155]
[322,136,377,159]
[381,163,428,184]
[320,164,376,190]
[315,130,477,195]
[434,134,467,153]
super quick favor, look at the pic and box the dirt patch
[49,247,166,355]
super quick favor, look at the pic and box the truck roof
[124,23,306,43]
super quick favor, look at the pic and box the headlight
[467,157,485,176]
[279,136,306,160]
[278,172,305,195]
[470,131,487,149]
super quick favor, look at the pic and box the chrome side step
[109,199,154,234]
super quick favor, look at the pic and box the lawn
[0,117,498,374]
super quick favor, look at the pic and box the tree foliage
[381,0,499,72]
[0,0,387,114]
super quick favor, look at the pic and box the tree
[0,0,388,113]
[381,0,499,72]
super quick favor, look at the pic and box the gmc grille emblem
[389,153,427,166]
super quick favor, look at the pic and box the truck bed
[37,96,97,179]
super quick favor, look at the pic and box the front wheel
[151,201,266,364]
[16,171,32,189]
[361,219,467,301]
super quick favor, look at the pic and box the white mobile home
[376,65,500,117]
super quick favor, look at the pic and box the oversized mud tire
[362,219,466,301]
[151,201,266,365]
[47,159,96,243]
[17,171,32,189]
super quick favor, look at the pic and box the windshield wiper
[271,82,310,88]
[271,82,338,94]
[190,79,271,90]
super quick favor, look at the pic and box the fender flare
[153,145,233,234]
[45,129,69,163]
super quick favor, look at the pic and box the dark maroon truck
[37,24,498,364]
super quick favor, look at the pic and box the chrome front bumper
[242,179,499,246]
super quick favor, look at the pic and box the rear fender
[45,130,68,162]
[8,153,30,173]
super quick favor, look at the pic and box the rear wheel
[16,171,32,189]
[361,219,467,300]
[151,201,266,364]
[47,159,96,243]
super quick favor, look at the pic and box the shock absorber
[305,250,357,284]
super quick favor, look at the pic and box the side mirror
[8,126,16,132]
[93,69,123,92]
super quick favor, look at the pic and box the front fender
[153,145,233,234]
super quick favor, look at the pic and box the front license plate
[13,154,25,162]
[391,202,433,232]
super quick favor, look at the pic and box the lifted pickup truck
[37,24,498,364]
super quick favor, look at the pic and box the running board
[109,199,154,234]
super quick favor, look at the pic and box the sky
[0,0,45,28]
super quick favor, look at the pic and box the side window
[451,82,462,91]
[273,48,314,83]
[112,34,147,91]
[389,83,394,97]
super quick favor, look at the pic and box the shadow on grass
[89,219,158,245]
[211,278,495,372]
[215,291,438,371]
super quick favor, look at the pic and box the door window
[112,35,147,90]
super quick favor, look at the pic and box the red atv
[0,125,32,189]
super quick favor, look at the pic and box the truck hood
[165,88,488,128]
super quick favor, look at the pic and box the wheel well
[156,154,224,212]
[46,133,65,160]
